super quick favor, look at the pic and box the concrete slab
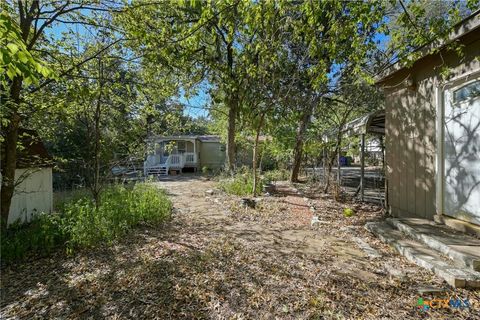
[365,221,480,288]
[416,286,448,296]
[443,216,480,238]
[387,218,480,271]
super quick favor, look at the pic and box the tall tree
[120,0,264,171]
[0,1,124,226]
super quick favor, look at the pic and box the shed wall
[8,167,53,225]
[383,33,480,219]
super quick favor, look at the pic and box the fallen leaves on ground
[1,178,479,319]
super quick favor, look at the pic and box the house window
[177,141,186,153]
[453,80,480,104]
[154,143,162,155]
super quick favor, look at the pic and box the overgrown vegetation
[2,1,477,222]
[218,169,266,196]
[218,168,290,196]
[263,169,290,183]
[1,184,171,264]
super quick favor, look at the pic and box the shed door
[444,78,480,225]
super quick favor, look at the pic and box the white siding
[8,167,53,225]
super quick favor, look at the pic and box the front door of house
[444,77,480,225]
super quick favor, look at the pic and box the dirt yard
[1,176,479,319]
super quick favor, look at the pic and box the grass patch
[1,183,172,265]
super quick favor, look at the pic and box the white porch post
[435,83,445,222]
[192,139,197,171]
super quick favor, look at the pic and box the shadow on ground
[2,176,479,319]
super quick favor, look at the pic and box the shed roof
[323,109,385,140]
[1,129,54,169]
[376,9,480,83]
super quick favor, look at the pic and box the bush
[218,168,292,196]
[1,214,69,263]
[263,169,290,182]
[1,184,172,264]
[218,170,266,196]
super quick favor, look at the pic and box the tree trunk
[92,96,101,208]
[0,5,33,228]
[1,78,23,228]
[226,95,237,172]
[322,107,353,194]
[290,106,313,182]
[252,113,266,196]
[323,131,343,193]
[225,40,237,173]
[323,148,334,193]
[92,59,104,208]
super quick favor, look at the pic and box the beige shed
[1,130,54,225]
[376,11,480,232]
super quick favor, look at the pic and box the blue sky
[177,89,211,118]
[48,18,212,119]
[45,11,391,120]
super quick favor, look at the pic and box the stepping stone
[416,286,448,296]
[387,218,480,271]
[365,221,480,288]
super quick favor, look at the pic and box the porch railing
[184,153,196,164]
[168,154,182,167]
[144,152,197,175]
[166,153,196,167]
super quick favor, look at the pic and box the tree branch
[29,38,127,94]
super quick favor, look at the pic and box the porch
[144,137,199,176]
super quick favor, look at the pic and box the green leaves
[0,12,53,87]
[387,0,473,65]
[6,43,19,55]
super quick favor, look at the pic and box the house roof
[1,129,54,169]
[147,134,222,143]
[376,9,480,83]
[197,135,222,143]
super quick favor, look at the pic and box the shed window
[453,80,480,104]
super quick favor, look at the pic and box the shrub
[218,171,266,196]
[53,188,90,212]
[218,167,292,196]
[263,169,290,182]
[1,184,172,264]
[1,214,69,263]
[64,184,172,248]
